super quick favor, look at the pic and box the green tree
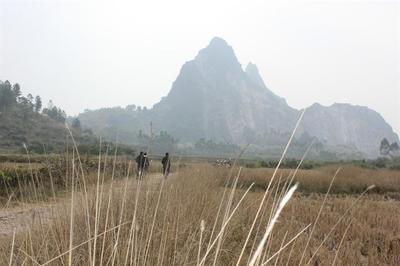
[72,118,82,131]
[43,102,66,123]
[0,81,17,113]
[34,96,42,112]
[26,93,34,111]
[12,83,21,98]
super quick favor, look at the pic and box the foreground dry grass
[1,162,400,265]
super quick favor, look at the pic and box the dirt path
[0,202,60,237]
[0,173,169,238]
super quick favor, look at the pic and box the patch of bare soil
[0,173,170,238]
[0,202,59,237]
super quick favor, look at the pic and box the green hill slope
[0,80,94,153]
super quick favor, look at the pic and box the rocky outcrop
[152,37,298,143]
[78,37,399,158]
[302,103,399,157]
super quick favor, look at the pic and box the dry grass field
[0,156,400,265]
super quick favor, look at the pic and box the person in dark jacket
[136,151,144,178]
[143,152,150,173]
[161,153,171,177]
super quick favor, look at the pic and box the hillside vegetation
[0,80,95,153]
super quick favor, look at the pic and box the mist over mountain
[78,37,399,158]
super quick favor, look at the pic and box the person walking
[136,151,144,178]
[143,152,150,175]
[161,152,171,177]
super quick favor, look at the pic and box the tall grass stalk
[66,125,93,264]
[124,177,143,265]
[199,182,255,265]
[110,162,131,265]
[41,221,132,266]
[248,183,298,266]
[236,109,305,265]
[197,220,205,265]
[8,228,16,266]
[92,138,102,266]
[143,179,165,265]
[332,218,353,266]
[99,142,118,266]
[68,151,75,266]
[206,146,247,255]
[23,143,38,201]
[262,223,311,265]
[212,167,242,265]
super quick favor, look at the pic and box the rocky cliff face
[152,37,298,143]
[78,37,399,158]
[301,103,399,157]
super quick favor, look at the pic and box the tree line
[0,80,67,123]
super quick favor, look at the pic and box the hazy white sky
[1,0,399,134]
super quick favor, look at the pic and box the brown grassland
[0,155,400,265]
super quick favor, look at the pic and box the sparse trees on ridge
[0,80,17,113]
[42,104,67,123]
[0,79,67,124]
[380,138,399,157]
[12,83,21,97]
[35,96,42,113]
[72,118,82,131]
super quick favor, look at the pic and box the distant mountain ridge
[301,103,398,156]
[78,37,399,158]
